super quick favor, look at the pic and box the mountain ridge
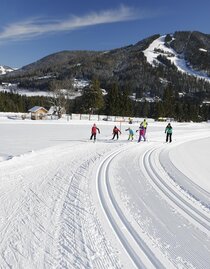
[1,31,210,101]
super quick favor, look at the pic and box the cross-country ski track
[0,120,210,268]
[95,138,210,268]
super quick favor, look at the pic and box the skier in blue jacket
[125,127,134,141]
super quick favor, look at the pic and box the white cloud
[0,5,153,42]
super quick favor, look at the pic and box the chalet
[28,106,48,120]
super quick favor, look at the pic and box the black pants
[90,133,96,140]
[166,133,172,143]
[112,133,119,140]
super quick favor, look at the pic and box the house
[28,106,48,120]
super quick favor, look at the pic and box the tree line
[0,79,209,122]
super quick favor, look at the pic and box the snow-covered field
[0,78,89,99]
[0,118,209,269]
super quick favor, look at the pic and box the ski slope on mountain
[143,35,210,83]
[0,118,210,268]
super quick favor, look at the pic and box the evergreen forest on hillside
[0,79,209,122]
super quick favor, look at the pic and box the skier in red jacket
[112,126,121,140]
[90,123,100,141]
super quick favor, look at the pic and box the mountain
[1,31,210,100]
[144,32,210,81]
[0,65,16,75]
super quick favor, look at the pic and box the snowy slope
[0,119,210,268]
[0,65,16,75]
[143,35,210,82]
[0,78,91,98]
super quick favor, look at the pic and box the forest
[0,78,209,122]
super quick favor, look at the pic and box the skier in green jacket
[165,123,173,143]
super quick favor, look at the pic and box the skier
[125,127,134,141]
[90,123,100,141]
[136,124,146,142]
[112,126,121,140]
[140,118,148,133]
[165,123,173,143]
[128,117,133,124]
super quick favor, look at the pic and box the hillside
[1,31,210,101]
[0,65,16,75]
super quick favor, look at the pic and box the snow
[0,78,89,99]
[0,85,83,99]
[0,117,210,268]
[199,48,207,52]
[143,35,210,82]
[0,65,16,75]
[169,138,210,192]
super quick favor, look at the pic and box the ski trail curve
[143,146,210,233]
[97,145,170,269]
[101,140,210,269]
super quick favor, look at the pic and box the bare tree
[48,79,73,118]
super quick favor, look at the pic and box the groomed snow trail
[96,146,170,269]
[0,122,210,269]
[103,134,210,269]
[0,142,124,269]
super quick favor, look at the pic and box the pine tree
[153,102,164,119]
[142,101,149,118]
[80,78,104,114]
[200,104,210,121]
[162,87,175,118]
[175,103,184,121]
[120,88,133,116]
[105,82,121,115]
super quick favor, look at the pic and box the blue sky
[0,0,209,68]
